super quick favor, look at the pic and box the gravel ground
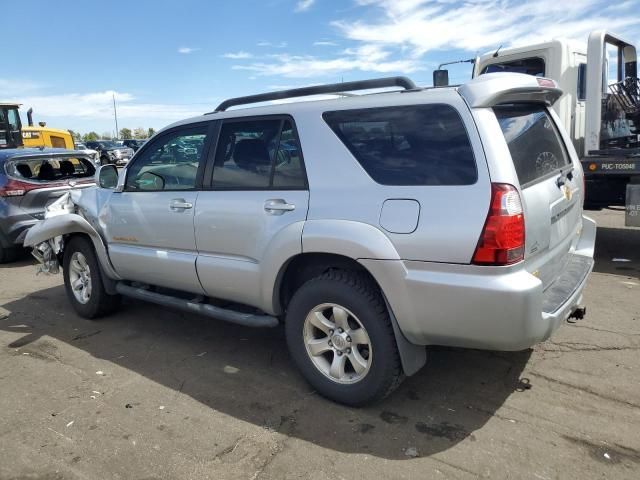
[0,208,639,480]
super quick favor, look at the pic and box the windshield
[99,141,119,148]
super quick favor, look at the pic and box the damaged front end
[30,193,75,274]
[24,187,121,281]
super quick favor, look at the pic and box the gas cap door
[379,199,420,234]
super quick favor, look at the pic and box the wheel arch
[274,250,426,376]
[24,213,121,282]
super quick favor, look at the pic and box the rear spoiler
[458,73,563,108]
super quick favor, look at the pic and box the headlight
[112,150,121,158]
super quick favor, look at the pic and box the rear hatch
[4,154,96,219]
[493,104,583,288]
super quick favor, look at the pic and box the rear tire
[63,236,120,319]
[285,270,404,406]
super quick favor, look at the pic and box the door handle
[170,199,193,211]
[264,199,295,215]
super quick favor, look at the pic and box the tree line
[68,127,156,143]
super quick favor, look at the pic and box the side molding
[24,213,121,280]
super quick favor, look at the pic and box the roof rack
[211,76,418,113]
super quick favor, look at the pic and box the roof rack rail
[211,76,418,113]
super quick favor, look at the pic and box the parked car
[0,149,96,262]
[74,142,101,166]
[121,139,146,152]
[24,74,596,405]
[84,140,134,166]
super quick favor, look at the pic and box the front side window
[6,109,20,130]
[211,118,306,189]
[494,105,570,187]
[577,63,587,101]
[125,126,208,191]
[323,105,477,186]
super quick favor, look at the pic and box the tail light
[0,178,40,197]
[472,183,525,265]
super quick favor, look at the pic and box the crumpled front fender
[24,213,121,280]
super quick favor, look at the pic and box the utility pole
[112,93,119,139]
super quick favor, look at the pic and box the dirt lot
[0,208,639,480]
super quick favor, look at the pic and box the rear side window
[323,105,477,186]
[494,105,570,187]
[6,156,95,182]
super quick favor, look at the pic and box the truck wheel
[63,236,120,319]
[285,270,404,406]
[0,245,19,264]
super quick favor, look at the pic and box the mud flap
[383,295,427,376]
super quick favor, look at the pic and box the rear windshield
[6,156,96,182]
[494,105,570,187]
[323,105,477,186]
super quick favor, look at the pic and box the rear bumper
[361,215,596,351]
[0,212,38,247]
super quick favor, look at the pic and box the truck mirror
[433,69,450,87]
[97,164,119,189]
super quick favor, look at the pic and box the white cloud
[314,41,338,46]
[178,47,200,54]
[335,0,640,57]
[233,50,422,78]
[257,41,288,48]
[0,78,43,97]
[295,0,315,12]
[222,51,253,59]
[14,90,209,122]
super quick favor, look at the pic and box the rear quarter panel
[295,90,491,264]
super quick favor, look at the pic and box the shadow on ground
[593,226,640,278]
[0,286,532,460]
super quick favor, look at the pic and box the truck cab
[473,31,640,210]
[0,103,23,149]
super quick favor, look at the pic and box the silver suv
[25,73,596,405]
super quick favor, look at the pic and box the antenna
[493,45,503,58]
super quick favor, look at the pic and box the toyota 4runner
[24,74,596,405]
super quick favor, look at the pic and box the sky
[3,0,640,135]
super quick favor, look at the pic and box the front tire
[63,236,120,319]
[285,270,404,406]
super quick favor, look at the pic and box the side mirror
[137,171,165,190]
[96,164,119,189]
[433,69,450,87]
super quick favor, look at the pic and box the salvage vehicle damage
[25,187,120,283]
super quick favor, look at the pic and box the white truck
[434,30,640,216]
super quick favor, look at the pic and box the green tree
[119,128,132,139]
[100,132,112,140]
[83,131,99,142]
[133,127,147,139]
[68,129,81,142]
[147,127,156,138]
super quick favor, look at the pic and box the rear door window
[7,156,96,182]
[322,105,477,186]
[494,105,571,187]
[211,117,306,189]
